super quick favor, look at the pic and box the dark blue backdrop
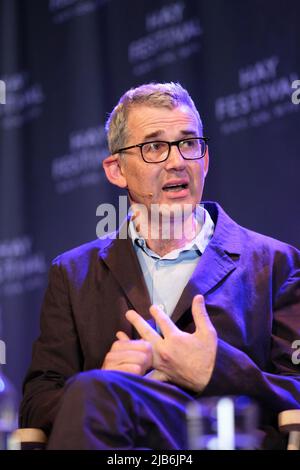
[0,0,299,404]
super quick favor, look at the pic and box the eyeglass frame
[112,136,210,163]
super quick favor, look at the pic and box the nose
[164,143,186,171]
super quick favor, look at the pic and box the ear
[102,154,127,188]
[203,147,209,178]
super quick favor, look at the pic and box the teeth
[163,184,187,191]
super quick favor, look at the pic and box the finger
[112,338,152,353]
[144,369,168,382]
[149,304,177,337]
[117,364,144,375]
[191,294,212,331]
[103,363,144,375]
[116,331,130,341]
[125,310,160,343]
[107,350,152,366]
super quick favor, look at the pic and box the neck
[131,206,201,257]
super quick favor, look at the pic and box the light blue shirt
[129,204,215,318]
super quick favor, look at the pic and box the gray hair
[105,82,203,154]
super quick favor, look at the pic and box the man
[20,82,300,449]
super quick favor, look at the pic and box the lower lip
[162,187,189,199]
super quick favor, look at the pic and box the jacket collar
[99,201,241,324]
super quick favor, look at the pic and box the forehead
[126,104,200,140]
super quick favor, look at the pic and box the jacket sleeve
[19,258,83,435]
[203,257,300,415]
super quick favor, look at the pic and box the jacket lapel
[99,220,152,321]
[171,202,242,324]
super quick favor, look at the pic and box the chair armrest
[278,410,300,432]
[278,410,300,450]
[11,428,48,450]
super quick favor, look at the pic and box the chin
[153,201,195,219]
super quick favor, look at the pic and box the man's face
[118,104,209,213]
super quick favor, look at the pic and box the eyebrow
[143,129,198,141]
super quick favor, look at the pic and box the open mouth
[162,183,188,192]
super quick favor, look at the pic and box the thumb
[145,369,168,382]
[116,331,131,341]
[191,294,212,332]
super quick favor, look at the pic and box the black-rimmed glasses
[112,137,209,163]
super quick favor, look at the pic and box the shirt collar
[128,204,214,260]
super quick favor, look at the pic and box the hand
[125,295,217,392]
[144,369,169,382]
[101,331,153,375]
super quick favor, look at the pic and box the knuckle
[105,351,113,361]
[106,352,118,365]
[159,348,171,364]
[131,364,142,375]
[138,352,150,366]
[207,327,217,342]
[111,341,121,351]
[143,341,152,353]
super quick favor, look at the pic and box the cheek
[123,163,142,182]
[191,164,205,188]
[134,167,159,183]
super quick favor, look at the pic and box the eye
[144,142,165,153]
[181,139,196,149]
